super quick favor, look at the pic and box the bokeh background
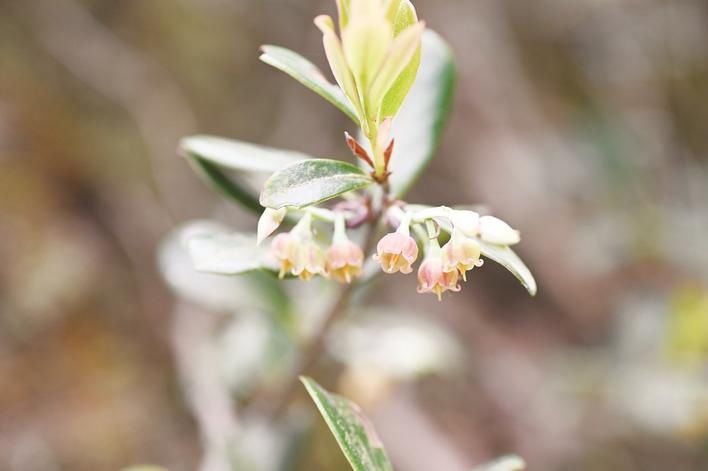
[2,0,708,470]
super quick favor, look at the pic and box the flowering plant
[165,0,535,469]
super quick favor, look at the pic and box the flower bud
[257,207,287,245]
[479,215,521,246]
[450,210,480,238]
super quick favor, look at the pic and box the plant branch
[258,217,381,422]
[263,280,357,421]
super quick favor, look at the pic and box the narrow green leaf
[260,159,373,209]
[342,19,393,97]
[301,377,394,471]
[336,0,351,32]
[479,241,537,296]
[188,231,274,275]
[260,45,359,123]
[379,0,421,118]
[181,135,308,214]
[368,22,424,119]
[362,30,455,197]
[316,15,363,120]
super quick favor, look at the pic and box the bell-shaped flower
[417,239,461,301]
[479,215,521,246]
[441,229,483,281]
[373,213,419,274]
[326,214,364,283]
[270,213,327,281]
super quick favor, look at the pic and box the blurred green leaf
[472,455,526,471]
[260,45,359,123]
[367,30,455,197]
[159,221,292,315]
[479,241,537,296]
[301,377,394,471]
[182,135,308,172]
[181,136,307,214]
[188,231,274,275]
[121,467,168,471]
[260,159,373,209]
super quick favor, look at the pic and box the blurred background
[1,0,708,470]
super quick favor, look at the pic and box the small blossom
[417,241,461,301]
[270,213,326,280]
[374,213,418,274]
[326,214,364,283]
[441,230,483,281]
[479,215,520,246]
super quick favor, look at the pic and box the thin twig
[258,217,382,422]
[264,281,357,420]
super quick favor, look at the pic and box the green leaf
[181,135,308,173]
[379,0,421,118]
[368,22,424,119]
[479,241,537,296]
[472,455,526,471]
[188,231,275,275]
[158,221,291,314]
[181,135,307,214]
[367,30,455,197]
[301,377,394,471]
[187,155,263,213]
[260,45,359,123]
[260,159,373,209]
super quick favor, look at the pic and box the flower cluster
[374,208,519,300]
[258,204,521,301]
[259,210,364,284]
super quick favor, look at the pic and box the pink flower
[441,231,483,281]
[326,239,364,284]
[270,213,326,280]
[373,232,419,274]
[417,255,461,301]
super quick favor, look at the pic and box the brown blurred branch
[24,0,204,222]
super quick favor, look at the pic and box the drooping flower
[326,214,364,283]
[374,212,418,274]
[417,239,460,301]
[270,213,327,281]
[441,229,483,281]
